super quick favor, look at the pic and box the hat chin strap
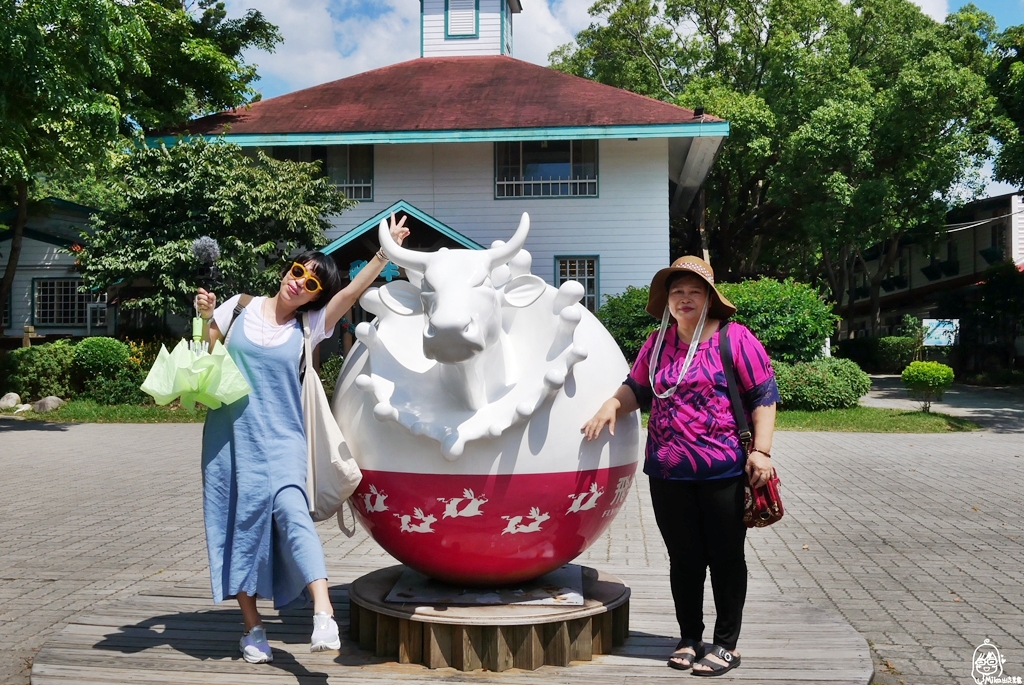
[649,296,710,399]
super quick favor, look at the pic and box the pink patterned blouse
[626,323,779,481]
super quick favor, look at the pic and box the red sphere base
[350,464,637,585]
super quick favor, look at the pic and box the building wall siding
[325,138,670,302]
[423,0,504,57]
[0,237,94,336]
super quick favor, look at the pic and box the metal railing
[337,181,373,201]
[496,176,598,198]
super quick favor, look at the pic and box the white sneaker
[239,625,273,663]
[310,612,341,652]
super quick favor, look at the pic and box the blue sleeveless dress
[201,306,327,608]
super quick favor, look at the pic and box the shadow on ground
[0,417,70,433]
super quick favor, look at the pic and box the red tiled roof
[176,56,718,136]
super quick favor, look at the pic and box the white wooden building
[0,199,111,340]
[161,0,729,313]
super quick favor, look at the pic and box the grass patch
[776,405,979,432]
[1,400,206,424]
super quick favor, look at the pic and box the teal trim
[150,122,730,148]
[500,0,505,55]
[0,227,80,249]
[553,255,600,312]
[320,200,484,256]
[445,0,479,39]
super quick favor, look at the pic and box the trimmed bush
[775,357,872,411]
[82,359,151,405]
[901,361,954,412]
[597,285,659,361]
[597,278,837,364]
[875,336,918,373]
[72,337,130,390]
[0,340,76,400]
[717,278,838,364]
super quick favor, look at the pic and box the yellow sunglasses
[289,262,323,293]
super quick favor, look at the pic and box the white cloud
[227,0,591,98]
[909,0,949,21]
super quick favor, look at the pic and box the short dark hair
[665,271,708,293]
[284,251,343,312]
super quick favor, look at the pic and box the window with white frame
[495,140,598,198]
[34,279,106,326]
[447,0,477,37]
[557,257,598,312]
[2,293,9,328]
[312,145,374,201]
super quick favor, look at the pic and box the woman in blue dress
[195,215,409,663]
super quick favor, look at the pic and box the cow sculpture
[333,213,642,585]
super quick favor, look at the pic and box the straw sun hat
[645,255,737,320]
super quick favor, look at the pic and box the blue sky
[227,0,1021,195]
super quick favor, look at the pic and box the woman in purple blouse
[583,256,779,677]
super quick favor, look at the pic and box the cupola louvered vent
[448,0,476,35]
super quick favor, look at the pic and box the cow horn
[378,217,428,271]
[487,213,530,269]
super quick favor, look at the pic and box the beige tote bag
[301,313,362,522]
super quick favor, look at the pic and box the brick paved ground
[1,419,1022,685]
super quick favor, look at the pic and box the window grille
[313,145,374,201]
[34,279,106,326]
[2,294,9,328]
[495,141,598,198]
[557,257,598,312]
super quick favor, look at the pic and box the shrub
[82,359,152,405]
[597,285,659,361]
[319,354,345,400]
[717,278,838,364]
[875,336,918,373]
[775,357,872,411]
[0,340,77,400]
[901,361,954,412]
[72,337,130,390]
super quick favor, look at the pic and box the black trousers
[649,475,747,650]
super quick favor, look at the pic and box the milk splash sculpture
[333,213,642,585]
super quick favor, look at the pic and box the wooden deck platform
[31,563,873,684]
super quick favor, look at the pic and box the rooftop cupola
[421,0,521,57]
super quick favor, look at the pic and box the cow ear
[379,280,424,316]
[503,274,547,308]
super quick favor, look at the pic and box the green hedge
[319,354,344,400]
[717,278,838,364]
[598,277,837,364]
[835,336,918,373]
[0,340,77,400]
[72,337,130,391]
[596,285,659,361]
[775,357,872,411]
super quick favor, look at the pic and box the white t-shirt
[213,295,331,353]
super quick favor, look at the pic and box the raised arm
[323,213,409,332]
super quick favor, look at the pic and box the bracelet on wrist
[751,448,771,459]
[375,248,388,262]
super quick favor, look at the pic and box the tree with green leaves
[990,23,1024,187]
[0,0,280,322]
[76,138,354,317]
[551,0,997,334]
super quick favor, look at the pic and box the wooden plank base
[29,562,874,684]
[347,566,630,671]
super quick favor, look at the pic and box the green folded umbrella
[141,339,251,410]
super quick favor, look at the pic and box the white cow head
[377,213,546,364]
